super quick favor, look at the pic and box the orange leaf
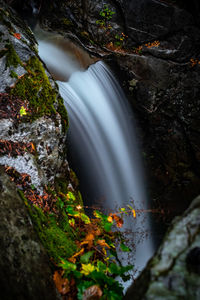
[30,142,35,151]
[13,33,21,39]
[97,239,110,249]
[53,270,69,295]
[107,215,113,223]
[111,214,124,228]
[132,209,136,218]
[68,248,84,263]
[80,233,95,248]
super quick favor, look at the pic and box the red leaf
[13,33,21,40]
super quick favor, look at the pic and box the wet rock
[0,167,61,300]
[124,195,200,300]
[0,0,68,191]
[0,1,71,298]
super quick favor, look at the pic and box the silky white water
[38,40,154,280]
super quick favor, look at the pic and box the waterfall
[38,40,154,280]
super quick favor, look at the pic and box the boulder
[0,168,60,300]
[124,195,200,300]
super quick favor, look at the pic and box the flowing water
[38,39,155,283]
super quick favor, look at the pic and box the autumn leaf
[81,263,96,276]
[80,233,95,248]
[53,270,69,295]
[19,106,27,116]
[107,215,113,223]
[132,209,136,218]
[83,285,103,300]
[30,142,35,151]
[13,33,21,39]
[68,248,85,263]
[96,239,110,249]
[111,214,124,228]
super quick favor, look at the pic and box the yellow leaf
[19,106,27,116]
[107,215,113,223]
[81,263,96,276]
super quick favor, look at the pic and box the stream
[36,29,155,286]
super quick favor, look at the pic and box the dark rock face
[38,0,200,223]
[0,1,71,298]
[0,168,60,300]
[124,195,200,300]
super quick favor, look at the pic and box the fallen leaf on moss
[53,270,69,295]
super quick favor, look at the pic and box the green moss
[57,95,69,131]
[10,56,57,120]
[10,70,18,79]
[5,43,22,68]
[9,56,68,130]
[55,176,69,194]
[18,190,78,263]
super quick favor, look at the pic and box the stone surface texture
[0,168,61,300]
[124,195,200,300]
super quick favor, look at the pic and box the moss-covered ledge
[0,167,61,300]
[0,1,76,298]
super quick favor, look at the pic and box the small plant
[133,45,143,55]
[96,4,115,29]
[19,105,27,116]
[114,32,128,47]
[190,58,200,67]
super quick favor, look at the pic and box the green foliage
[114,32,127,47]
[7,53,68,132]
[80,251,94,264]
[96,4,115,28]
[99,4,115,21]
[120,242,131,252]
[18,182,133,299]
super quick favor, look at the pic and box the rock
[0,1,76,298]
[0,167,61,300]
[37,0,200,224]
[124,195,200,300]
[0,0,69,191]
